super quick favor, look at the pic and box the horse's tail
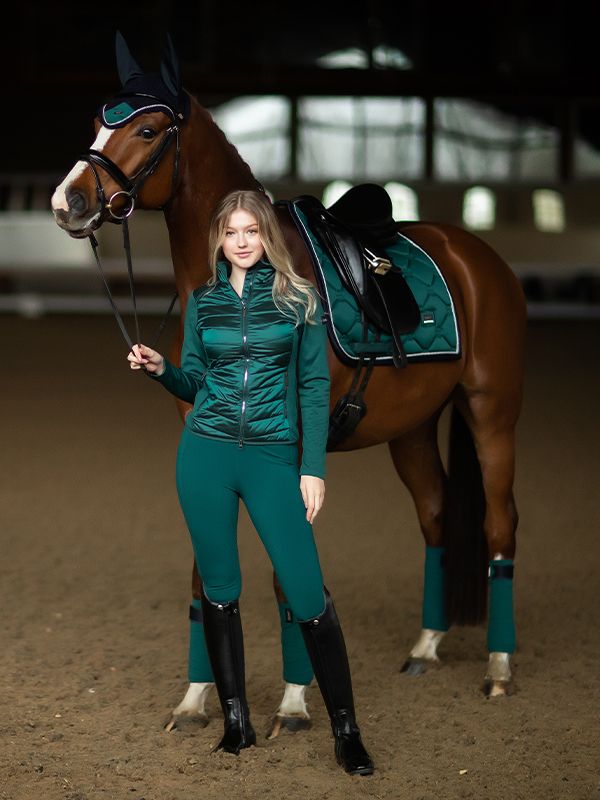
[444,405,489,626]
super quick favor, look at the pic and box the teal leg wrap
[187,597,215,683]
[422,545,449,631]
[278,602,314,686]
[487,559,516,654]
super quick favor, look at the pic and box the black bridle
[78,104,182,354]
[79,121,181,221]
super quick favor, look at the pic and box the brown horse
[51,35,526,731]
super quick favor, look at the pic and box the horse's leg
[267,572,313,739]
[165,562,214,731]
[388,416,450,676]
[457,389,519,697]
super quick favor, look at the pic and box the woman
[128,189,374,776]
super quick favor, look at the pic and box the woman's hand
[127,343,165,375]
[300,475,325,524]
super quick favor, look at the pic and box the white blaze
[51,126,115,212]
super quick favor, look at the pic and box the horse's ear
[115,30,144,86]
[160,32,181,97]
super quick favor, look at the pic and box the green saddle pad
[291,205,461,366]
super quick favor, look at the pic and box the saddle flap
[368,269,421,335]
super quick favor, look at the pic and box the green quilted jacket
[152,259,331,478]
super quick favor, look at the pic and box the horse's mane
[187,91,261,189]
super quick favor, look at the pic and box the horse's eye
[139,127,156,140]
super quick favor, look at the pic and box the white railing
[1,211,599,318]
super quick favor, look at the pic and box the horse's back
[398,221,526,404]
[398,220,524,297]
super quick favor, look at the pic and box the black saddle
[293,184,420,368]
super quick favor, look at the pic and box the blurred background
[2,0,600,317]
[2,6,600,797]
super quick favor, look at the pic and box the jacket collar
[216,258,275,285]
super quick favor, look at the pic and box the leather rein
[78,103,181,354]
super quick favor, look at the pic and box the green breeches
[176,428,326,622]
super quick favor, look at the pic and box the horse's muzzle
[66,187,89,216]
[52,207,100,238]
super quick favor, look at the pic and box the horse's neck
[163,98,260,294]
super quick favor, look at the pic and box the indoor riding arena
[2,5,599,800]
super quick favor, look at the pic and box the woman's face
[221,208,265,271]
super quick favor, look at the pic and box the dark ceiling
[4,0,600,175]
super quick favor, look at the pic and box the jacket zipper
[283,372,288,418]
[238,276,254,447]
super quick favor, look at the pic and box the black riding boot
[299,590,374,775]
[200,594,256,754]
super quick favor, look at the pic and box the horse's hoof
[483,679,514,698]
[164,711,209,732]
[267,713,312,739]
[400,657,431,677]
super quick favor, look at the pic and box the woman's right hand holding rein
[127,343,165,375]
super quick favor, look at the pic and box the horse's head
[51,32,189,238]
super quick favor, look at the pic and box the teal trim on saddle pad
[291,207,460,366]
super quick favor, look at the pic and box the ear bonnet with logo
[99,31,190,128]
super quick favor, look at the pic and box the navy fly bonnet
[99,31,190,128]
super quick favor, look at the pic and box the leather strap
[87,227,178,354]
[79,125,179,204]
[82,150,134,194]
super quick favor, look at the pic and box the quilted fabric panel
[294,207,460,364]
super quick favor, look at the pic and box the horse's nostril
[66,188,88,216]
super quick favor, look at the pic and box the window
[385,182,419,221]
[322,180,353,208]
[463,186,496,230]
[532,189,565,232]
[316,46,413,71]
[434,99,559,181]
[209,96,291,179]
[574,103,600,178]
[298,97,425,180]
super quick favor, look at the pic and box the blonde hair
[207,189,318,325]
